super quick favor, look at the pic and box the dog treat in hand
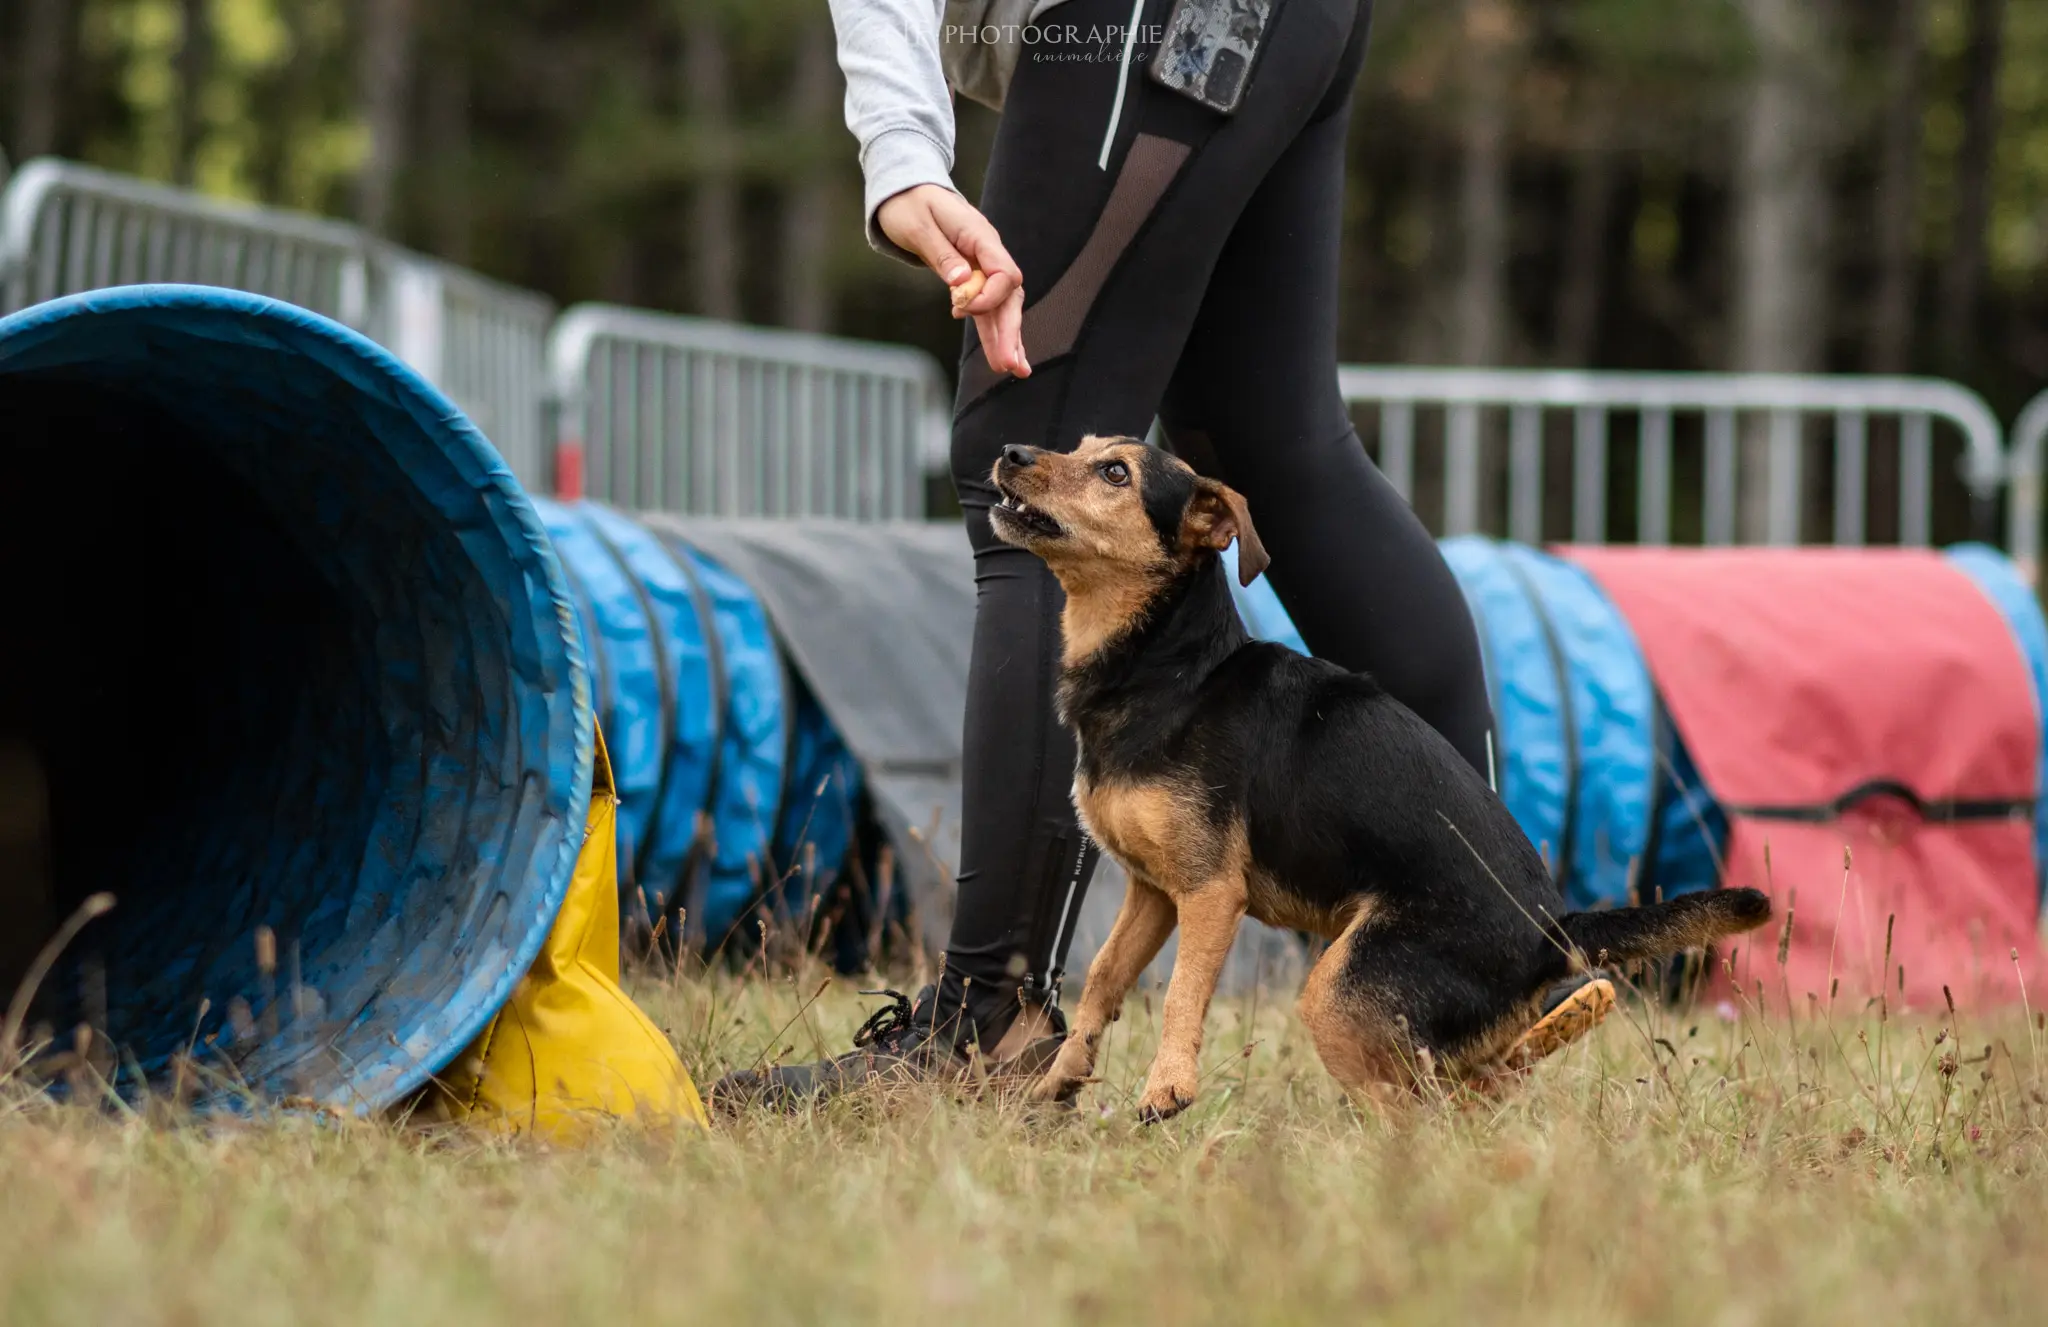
[949,269,987,315]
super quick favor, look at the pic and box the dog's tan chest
[1076,772,1363,938]
[1072,775,1224,892]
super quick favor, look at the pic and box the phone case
[1148,0,1277,116]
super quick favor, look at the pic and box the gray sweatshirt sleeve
[827,0,960,266]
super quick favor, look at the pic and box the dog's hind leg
[1296,907,1416,1110]
[1030,875,1176,1104]
[1135,875,1247,1122]
[1501,976,1616,1073]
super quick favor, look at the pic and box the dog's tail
[1538,888,1773,980]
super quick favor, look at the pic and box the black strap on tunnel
[1724,780,2035,825]
[582,517,680,895]
[649,530,731,939]
[1500,554,1580,893]
[727,655,808,934]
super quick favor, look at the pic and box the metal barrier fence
[1336,367,2006,548]
[2008,389,2048,586]
[10,159,2037,543]
[0,157,377,329]
[547,304,950,519]
[0,157,554,489]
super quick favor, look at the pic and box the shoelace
[851,989,918,1049]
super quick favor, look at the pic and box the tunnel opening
[0,288,591,1110]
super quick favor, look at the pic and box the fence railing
[1336,367,2006,549]
[0,157,554,490]
[546,304,950,519]
[13,159,2047,550]
[0,157,378,330]
[2008,389,2048,587]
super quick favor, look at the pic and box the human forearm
[827,0,960,264]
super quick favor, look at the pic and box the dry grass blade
[1,892,115,1073]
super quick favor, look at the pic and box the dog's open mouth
[992,485,1065,538]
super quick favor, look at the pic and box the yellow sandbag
[418,725,707,1138]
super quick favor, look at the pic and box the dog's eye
[1099,460,1131,487]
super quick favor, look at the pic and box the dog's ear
[1189,479,1269,586]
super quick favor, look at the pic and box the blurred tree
[14,0,73,160]
[354,0,415,234]
[1871,0,1929,375]
[1451,0,1520,532]
[1551,78,1617,369]
[1452,0,1518,370]
[683,5,741,319]
[1730,0,1834,380]
[1730,0,1836,542]
[172,0,206,183]
[777,18,837,332]
[401,0,470,264]
[1937,0,2006,372]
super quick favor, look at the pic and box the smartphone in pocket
[1149,0,1278,116]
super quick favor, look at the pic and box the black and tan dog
[988,435,1772,1121]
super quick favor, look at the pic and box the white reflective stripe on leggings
[1098,0,1151,170]
[1047,838,1092,1001]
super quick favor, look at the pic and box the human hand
[877,184,1030,378]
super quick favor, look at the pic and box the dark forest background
[6,0,2048,537]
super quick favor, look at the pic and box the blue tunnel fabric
[530,498,723,919]
[1501,545,1658,909]
[772,671,864,923]
[1947,543,2048,894]
[1649,728,1726,902]
[580,504,722,909]
[1439,539,1577,893]
[1438,540,1658,909]
[531,500,858,947]
[529,499,675,908]
[0,286,592,1112]
[670,539,791,943]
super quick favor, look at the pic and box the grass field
[5,961,2048,1326]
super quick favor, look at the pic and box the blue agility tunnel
[0,286,593,1112]
[1435,537,1716,911]
[530,498,862,949]
[1229,537,2048,914]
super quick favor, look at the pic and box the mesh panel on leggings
[958,133,1193,408]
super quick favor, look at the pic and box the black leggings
[943,0,1491,1038]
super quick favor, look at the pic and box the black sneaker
[709,985,1068,1115]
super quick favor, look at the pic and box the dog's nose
[1001,445,1037,469]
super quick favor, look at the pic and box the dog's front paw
[1136,1067,1197,1124]
[1026,1070,1086,1105]
[1027,1033,1095,1104]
